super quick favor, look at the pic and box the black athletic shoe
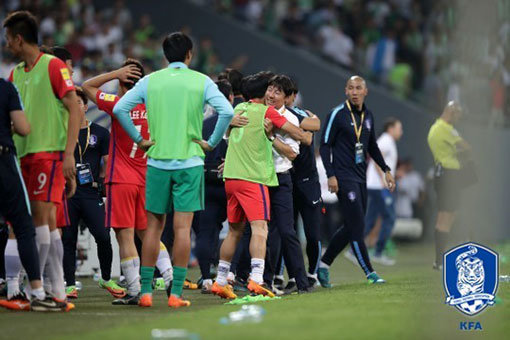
[307,276,318,287]
[233,277,248,292]
[283,281,298,295]
[112,293,140,305]
[298,286,314,294]
[30,297,68,312]
[273,277,284,290]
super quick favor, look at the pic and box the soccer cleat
[153,278,166,291]
[371,254,396,266]
[273,276,284,290]
[116,276,127,289]
[298,286,314,294]
[99,279,126,298]
[30,296,69,312]
[0,293,31,311]
[211,282,237,300]
[247,280,275,298]
[112,293,140,305]
[271,284,284,296]
[183,279,198,290]
[168,295,191,308]
[138,294,152,307]
[307,276,319,287]
[317,268,332,288]
[283,281,298,295]
[233,277,249,292]
[66,286,78,299]
[201,280,213,294]
[367,272,386,284]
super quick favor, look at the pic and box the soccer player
[427,101,470,270]
[280,80,322,289]
[211,72,308,299]
[361,118,402,266]
[82,59,174,305]
[113,32,234,308]
[61,87,125,299]
[318,76,395,286]
[4,11,82,306]
[0,78,69,312]
[263,74,312,294]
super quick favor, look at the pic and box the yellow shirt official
[427,118,462,170]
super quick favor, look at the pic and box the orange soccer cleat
[247,280,275,298]
[168,295,191,308]
[211,282,237,300]
[138,294,153,307]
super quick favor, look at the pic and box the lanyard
[77,122,90,164]
[345,100,364,143]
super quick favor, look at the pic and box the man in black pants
[278,82,322,290]
[318,76,395,287]
[264,75,313,294]
[0,78,67,311]
[62,87,125,299]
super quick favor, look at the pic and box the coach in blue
[318,76,395,286]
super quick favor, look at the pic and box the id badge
[355,142,365,164]
[77,163,94,185]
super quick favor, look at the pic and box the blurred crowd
[0,0,231,84]
[201,0,510,127]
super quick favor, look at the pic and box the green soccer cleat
[317,268,332,288]
[66,285,78,299]
[154,278,166,291]
[367,272,386,284]
[99,279,126,298]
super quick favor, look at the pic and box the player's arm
[112,77,153,151]
[273,137,298,161]
[82,65,142,105]
[7,82,30,136]
[201,78,234,150]
[367,117,394,191]
[320,109,340,193]
[61,90,84,179]
[299,110,321,132]
[99,128,110,179]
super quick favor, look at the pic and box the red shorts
[105,183,147,230]
[56,190,70,228]
[20,152,65,204]
[225,179,270,223]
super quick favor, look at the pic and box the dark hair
[51,46,72,62]
[215,80,233,100]
[162,32,193,63]
[3,11,39,44]
[240,73,270,100]
[383,117,400,132]
[75,86,88,105]
[225,68,243,96]
[290,77,299,94]
[121,58,145,90]
[268,74,294,97]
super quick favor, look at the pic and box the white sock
[250,258,265,284]
[30,287,46,300]
[43,262,52,293]
[155,243,173,289]
[227,271,235,282]
[121,257,140,296]
[48,230,66,300]
[275,275,284,281]
[288,277,296,283]
[35,225,51,275]
[203,279,213,287]
[307,273,318,280]
[5,239,22,299]
[319,261,330,269]
[216,260,231,286]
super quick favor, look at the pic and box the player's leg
[373,189,397,265]
[107,184,140,305]
[364,189,382,239]
[434,211,456,268]
[297,191,322,283]
[61,197,80,298]
[81,197,124,298]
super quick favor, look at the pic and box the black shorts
[434,169,462,212]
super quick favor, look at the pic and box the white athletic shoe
[371,254,396,266]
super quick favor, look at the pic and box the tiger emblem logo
[444,243,498,316]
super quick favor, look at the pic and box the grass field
[1,242,509,340]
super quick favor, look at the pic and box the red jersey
[96,90,149,186]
